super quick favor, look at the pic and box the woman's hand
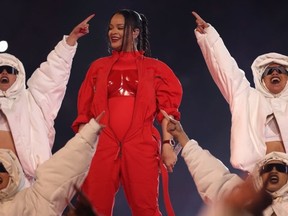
[161,144,177,173]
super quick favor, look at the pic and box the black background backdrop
[1,1,288,215]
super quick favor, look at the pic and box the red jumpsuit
[72,51,182,216]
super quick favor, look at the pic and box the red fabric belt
[160,161,175,216]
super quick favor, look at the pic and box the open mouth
[268,174,279,184]
[0,77,9,84]
[271,77,281,84]
[110,36,121,43]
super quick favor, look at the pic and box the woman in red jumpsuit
[72,9,183,216]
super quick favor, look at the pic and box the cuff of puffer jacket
[63,35,78,49]
[181,139,199,158]
[53,35,78,66]
[78,118,101,148]
[194,23,220,46]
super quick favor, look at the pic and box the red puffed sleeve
[154,60,183,123]
[72,65,95,133]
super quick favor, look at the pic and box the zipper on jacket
[119,141,122,157]
[114,141,122,160]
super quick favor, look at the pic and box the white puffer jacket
[0,36,77,183]
[195,24,288,172]
[0,118,100,216]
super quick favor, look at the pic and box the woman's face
[108,13,139,52]
[108,14,126,51]
[262,63,288,94]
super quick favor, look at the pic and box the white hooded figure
[0,14,94,187]
[252,151,288,216]
[0,118,101,216]
[193,12,288,173]
[0,41,76,187]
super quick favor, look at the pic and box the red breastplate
[108,69,138,98]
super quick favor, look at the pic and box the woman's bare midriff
[0,130,17,154]
[266,141,286,154]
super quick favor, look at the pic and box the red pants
[81,135,162,216]
[81,97,165,215]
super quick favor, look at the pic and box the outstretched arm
[191,11,250,105]
[32,112,105,213]
[165,115,243,202]
[27,14,96,149]
[191,11,258,172]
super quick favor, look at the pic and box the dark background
[1,1,288,215]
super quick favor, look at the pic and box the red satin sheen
[108,69,138,98]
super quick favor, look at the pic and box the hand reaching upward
[192,11,209,34]
[66,14,95,46]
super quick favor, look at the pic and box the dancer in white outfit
[0,14,94,186]
[192,11,288,172]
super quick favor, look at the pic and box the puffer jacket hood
[251,52,288,99]
[0,149,25,201]
[0,53,26,98]
[253,151,288,199]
